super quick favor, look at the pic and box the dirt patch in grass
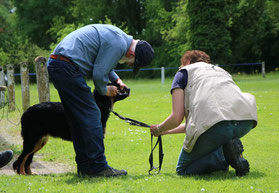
[0,120,74,176]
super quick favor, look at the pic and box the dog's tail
[20,109,33,138]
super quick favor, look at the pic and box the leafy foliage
[229,0,266,64]
[260,1,279,71]
[13,0,73,48]
[0,0,14,65]
[1,0,279,75]
[0,48,8,65]
[187,0,237,64]
[71,0,144,35]
[144,0,178,68]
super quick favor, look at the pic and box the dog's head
[93,82,130,136]
[93,82,130,109]
[112,84,130,103]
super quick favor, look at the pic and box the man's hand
[116,78,127,90]
[106,85,118,96]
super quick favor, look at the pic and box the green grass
[0,72,279,193]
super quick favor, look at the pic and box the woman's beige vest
[181,62,257,152]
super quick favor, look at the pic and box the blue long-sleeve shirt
[52,24,133,95]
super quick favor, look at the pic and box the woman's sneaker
[223,139,250,176]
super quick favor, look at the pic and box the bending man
[47,24,154,177]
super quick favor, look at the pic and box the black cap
[133,40,154,74]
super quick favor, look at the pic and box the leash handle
[148,135,164,175]
[111,110,164,174]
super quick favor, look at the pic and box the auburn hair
[180,50,210,67]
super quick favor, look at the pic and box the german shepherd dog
[13,83,130,175]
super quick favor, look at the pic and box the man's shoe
[223,139,249,176]
[79,166,127,177]
[0,150,13,168]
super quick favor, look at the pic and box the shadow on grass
[62,172,157,184]
[34,172,118,184]
[50,169,265,185]
[163,170,265,181]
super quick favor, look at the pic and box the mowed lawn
[0,72,278,193]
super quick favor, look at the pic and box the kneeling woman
[150,50,257,176]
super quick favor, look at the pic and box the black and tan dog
[13,83,130,175]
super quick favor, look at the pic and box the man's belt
[50,54,74,64]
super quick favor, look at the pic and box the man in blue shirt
[47,24,154,177]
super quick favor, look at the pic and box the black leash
[111,110,164,174]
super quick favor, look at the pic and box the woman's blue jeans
[176,120,254,175]
[47,58,108,174]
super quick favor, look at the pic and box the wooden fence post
[20,62,30,112]
[35,56,50,103]
[7,64,15,112]
[0,65,5,108]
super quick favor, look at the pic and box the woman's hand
[150,124,161,137]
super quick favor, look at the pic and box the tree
[0,0,13,50]
[144,0,180,70]
[257,0,279,71]
[160,0,190,62]
[2,0,278,75]
[0,48,8,65]
[187,0,238,64]
[229,0,266,64]
[72,0,145,36]
[0,0,19,65]
[14,0,73,48]
[0,0,41,73]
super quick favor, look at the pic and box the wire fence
[114,62,265,83]
[12,62,266,83]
